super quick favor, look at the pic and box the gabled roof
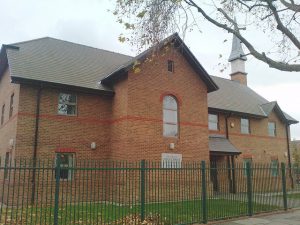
[208,76,298,124]
[0,37,132,92]
[101,33,219,93]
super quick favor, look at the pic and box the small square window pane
[163,110,177,123]
[58,93,77,115]
[163,124,178,137]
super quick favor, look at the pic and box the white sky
[1,0,300,139]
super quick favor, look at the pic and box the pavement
[215,209,300,225]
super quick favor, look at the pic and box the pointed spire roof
[228,20,247,62]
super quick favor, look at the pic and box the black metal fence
[0,158,299,225]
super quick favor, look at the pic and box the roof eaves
[208,107,267,118]
[11,76,115,96]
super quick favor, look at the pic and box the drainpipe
[31,84,42,204]
[286,124,294,188]
[225,113,231,139]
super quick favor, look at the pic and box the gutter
[225,113,232,139]
[31,84,42,204]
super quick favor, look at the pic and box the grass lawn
[286,193,300,199]
[0,198,279,225]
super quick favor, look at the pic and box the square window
[167,60,174,72]
[58,93,77,115]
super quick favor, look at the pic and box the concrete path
[216,209,300,225]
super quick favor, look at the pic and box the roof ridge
[10,36,133,58]
[260,101,276,106]
[47,37,133,58]
[8,37,51,46]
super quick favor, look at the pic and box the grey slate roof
[208,76,298,124]
[0,36,297,124]
[209,135,241,154]
[228,33,247,62]
[3,37,132,91]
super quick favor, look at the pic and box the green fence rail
[0,158,299,225]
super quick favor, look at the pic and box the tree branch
[184,0,300,71]
[265,0,300,50]
[280,0,300,12]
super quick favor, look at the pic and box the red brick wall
[0,68,20,160]
[209,111,289,163]
[16,85,113,160]
[109,47,210,161]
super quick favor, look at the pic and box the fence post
[201,161,208,224]
[246,161,253,216]
[54,155,61,225]
[281,162,288,211]
[140,159,146,222]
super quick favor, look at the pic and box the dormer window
[167,60,174,72]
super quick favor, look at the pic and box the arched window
[163,95,178,137]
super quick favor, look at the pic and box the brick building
[0,33,298,181]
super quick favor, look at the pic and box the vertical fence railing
[246,161,253,216]
[0,159,298,225]
[201,161,208,224]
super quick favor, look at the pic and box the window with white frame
[241,118,250,134]
[58,93,77,115]
[208,114,218,130]
[55,153,74,180]
[163,95,178,137]
[268,122,276,137]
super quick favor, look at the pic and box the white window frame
[208,114,218,131]
[241,118,250,134]
[163,95,178,137]
[58,93,77,116]
[268,122,276,137]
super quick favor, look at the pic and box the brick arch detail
[159,92,182,106]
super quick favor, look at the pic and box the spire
[228,18,248,85]
[228,19,247,62]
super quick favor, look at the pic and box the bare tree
[114,0,300,72]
